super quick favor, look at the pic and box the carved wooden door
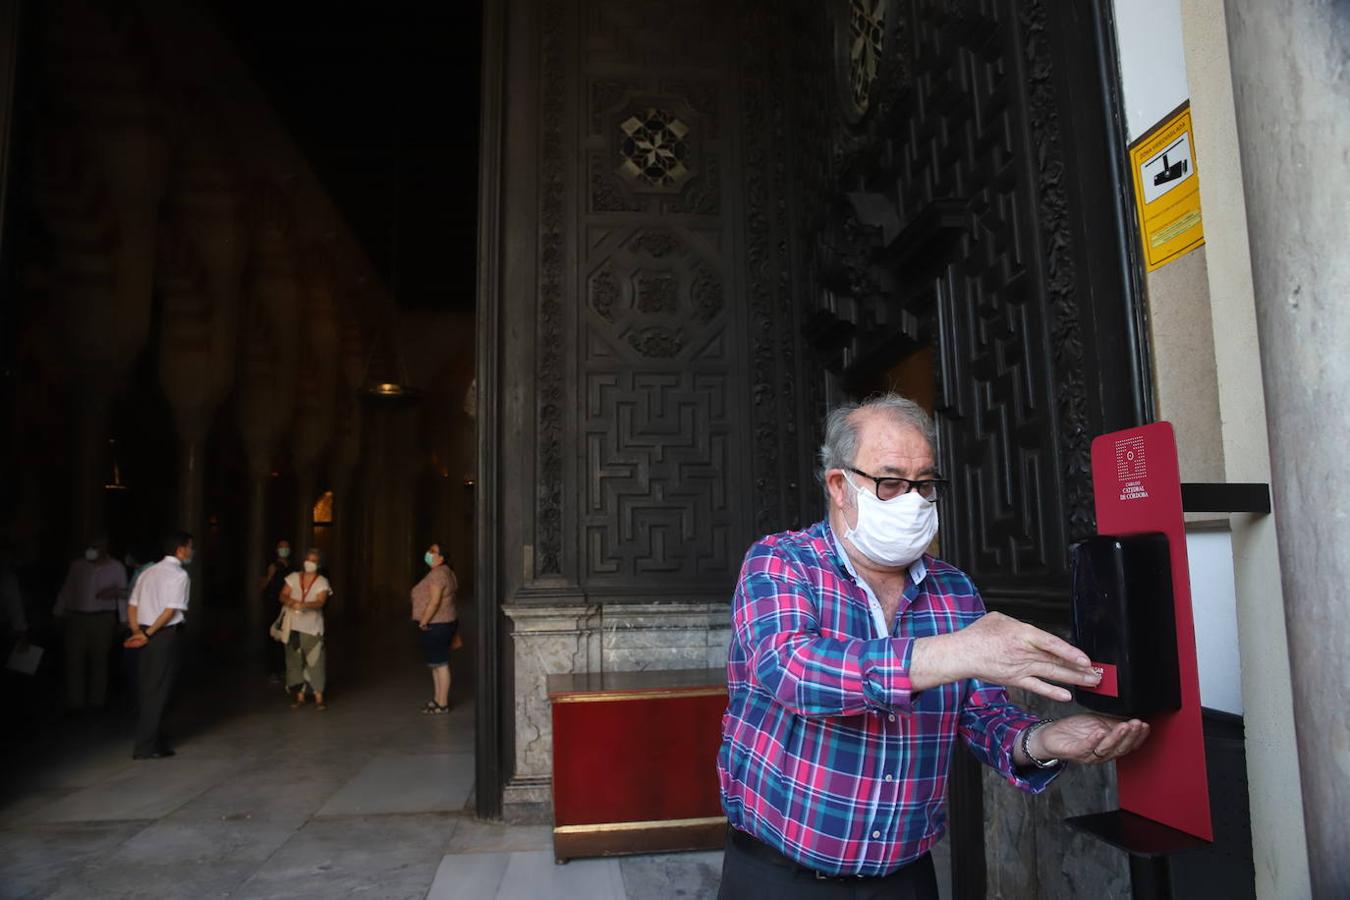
[500,0,816,609]
[794,0,1147,620]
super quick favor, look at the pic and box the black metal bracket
[1066,810,1211,900]
[1066,809,1211,858]
[1180,483,1270,515]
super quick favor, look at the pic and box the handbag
[269,607,290,643]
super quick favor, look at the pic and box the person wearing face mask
[258,540,293,682]
[278,548,332,710]
[125,531,193,759]
[716,394,1151,898]
[410,542,458,714]
[51,537,127,712]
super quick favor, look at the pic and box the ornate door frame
[474,0,507,820]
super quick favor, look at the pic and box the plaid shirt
[718,519,1059,876]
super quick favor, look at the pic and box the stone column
[291,245,341,555]
[294,466,318,554]
[326,461,354,617]
[1224,2,1350,894]
[33,2,166,547]
[157,223,216,608]
[74,393,112,542]
[243,463,269,638]
[237,185,301,630]
[160,101,245,458]
[328,319,367,617]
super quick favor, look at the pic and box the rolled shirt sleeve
[958,681,1062,794]
[168,570,190,611]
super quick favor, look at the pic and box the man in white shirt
[126,532,193,760]
[52,538,127,711]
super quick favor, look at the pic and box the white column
[1223,1,1350,894]
[1178,2,1313,896]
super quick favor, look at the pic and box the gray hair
[817,393,937,488]
[305,547,322,562]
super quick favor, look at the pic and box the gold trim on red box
[549,687,727,704]
[554,815,726,835]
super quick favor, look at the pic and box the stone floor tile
[40,819,297,899]
[235,813,453,900]
[0,821,148,900]
[315,752,473,817]
[619,850,723,900]
[442,817,552,855]
[496,849,627,900]
[18,756,244,825]
[425,850,511,899]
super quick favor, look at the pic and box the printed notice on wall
[1129,103,1204,272]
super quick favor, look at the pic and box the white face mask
[303,560,318,574]
[84,548,99,561]
[842,473,939,568]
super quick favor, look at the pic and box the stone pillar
[237,184,301,624]
[326,461,354,617]
[33,2,165,548]
[243,466,268,638]
[294,466,318,554]
[329,320,367,616]
[157,224,216,608]
[1224,2,1350,894]
[291,244,341,556]
[1179,2,1313,895]
[74,393,112,542]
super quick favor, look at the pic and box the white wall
[1186,528,1243,715]
[1112,0,1191,141]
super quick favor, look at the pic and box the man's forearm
[908,633,965,692]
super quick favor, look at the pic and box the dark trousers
[718,828,939,900]
[63,611,117,709]
[134,626,181,757]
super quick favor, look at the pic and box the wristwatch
[1020,719,1061,769]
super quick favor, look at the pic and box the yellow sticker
[1129,104,1205,272]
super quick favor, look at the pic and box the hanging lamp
[103,438,129,491]
[359,118,421,405]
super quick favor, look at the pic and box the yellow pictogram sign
[1129,103,1204,272]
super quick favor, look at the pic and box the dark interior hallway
[0,613,728,899]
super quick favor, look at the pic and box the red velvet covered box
[547,668,728,862]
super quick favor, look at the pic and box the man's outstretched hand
[1021,714,1150,766]
[910,611,1103,701]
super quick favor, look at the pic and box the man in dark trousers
[51,537,126,711]
[126,532,193,760]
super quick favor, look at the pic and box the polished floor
[1,622,947,899]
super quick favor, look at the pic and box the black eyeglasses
[847,467,948,501]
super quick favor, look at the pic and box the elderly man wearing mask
[717,394,1151,899]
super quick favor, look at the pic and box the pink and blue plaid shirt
[718,519,1059,877]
